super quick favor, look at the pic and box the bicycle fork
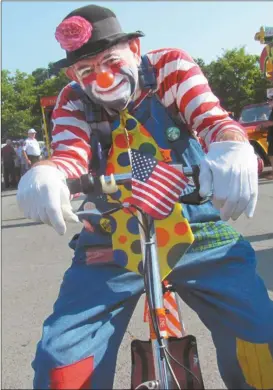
[132,214,204,390]
[140,215,178,389]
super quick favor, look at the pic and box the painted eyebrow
[101,53,120,63]
[101,53,116,61]
[76,63,95,71]
[75,53,120,72]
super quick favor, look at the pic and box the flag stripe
[132,185,172,211]
[149,176,179,195]
[133,180,177,203]
[157,163,188,186]
[128,197,166,220]
[131,194,170,216]
[153,170,185,193]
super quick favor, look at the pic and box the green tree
[31,62,63,86]
[1,70,37,139]
[32,68,50,86]
[31,69,69,130]
[194,57,208,75]
[202,47,271,117]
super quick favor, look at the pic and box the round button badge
[166,127,181,142]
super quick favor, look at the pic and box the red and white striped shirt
[51,48,246,179]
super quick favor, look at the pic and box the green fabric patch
[189,221,242,253]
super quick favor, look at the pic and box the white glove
[199,141,258,221]
[17,165,79,235]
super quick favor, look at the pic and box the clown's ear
[65,67,78,82]
[129,38,140,57]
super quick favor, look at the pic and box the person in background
[41,144,49,160]
[2,139,16,189]
[22,129,41,168]
[16,139,27,176]
[14,141,22,185]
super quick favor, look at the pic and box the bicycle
[67,164,208,390]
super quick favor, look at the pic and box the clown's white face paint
[68,42,140,113]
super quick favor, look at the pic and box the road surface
[2,176,273,389]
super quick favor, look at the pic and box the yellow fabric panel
[154,203,194,280]
[105,109,164,177]
[106,110,194,279]
[237,338,273,389]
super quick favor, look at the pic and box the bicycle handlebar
[66,165,209,205]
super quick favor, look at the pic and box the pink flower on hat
[55,16,92,52]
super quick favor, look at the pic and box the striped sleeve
[50,83,92,179]
[146,49,247,147]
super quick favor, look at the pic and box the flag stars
[131,150,158,182]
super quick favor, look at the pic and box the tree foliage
[194,47,271,117]
[1,65,68,141]
[1,48,271,140]
[1,70,37,139]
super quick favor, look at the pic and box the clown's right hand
[17,165,79,235]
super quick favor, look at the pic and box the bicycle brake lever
[180,165,210,205]
[76,204,123,219]
[180,189,210,205]
[101,205,123,216]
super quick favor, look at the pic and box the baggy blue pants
[32,218,273,390]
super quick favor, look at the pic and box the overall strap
[70,82,111,174]
[135,58,196,162]
[138,55,158,92]
[70,82,104,123]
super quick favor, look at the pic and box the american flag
[128,150,189,220]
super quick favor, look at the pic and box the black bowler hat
[53,4,144,69]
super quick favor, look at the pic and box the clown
[17,4,273,390]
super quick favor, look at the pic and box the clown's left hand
[199,141,258,221]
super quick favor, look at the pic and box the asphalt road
[2,176,273,389]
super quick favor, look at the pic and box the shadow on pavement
[1,193,17,198]
[245,233,273,242]
[2,221,44,229]
[258,180,273,186]
[256,248,273,292]
[2,217,26,222]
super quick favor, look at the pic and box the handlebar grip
[66,174,95,195]
[66,178,82,194]
[179,165,210,205]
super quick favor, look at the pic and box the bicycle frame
[131,213,203,390]
[140,213,175,389]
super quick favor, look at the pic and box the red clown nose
[96,71,115,88]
